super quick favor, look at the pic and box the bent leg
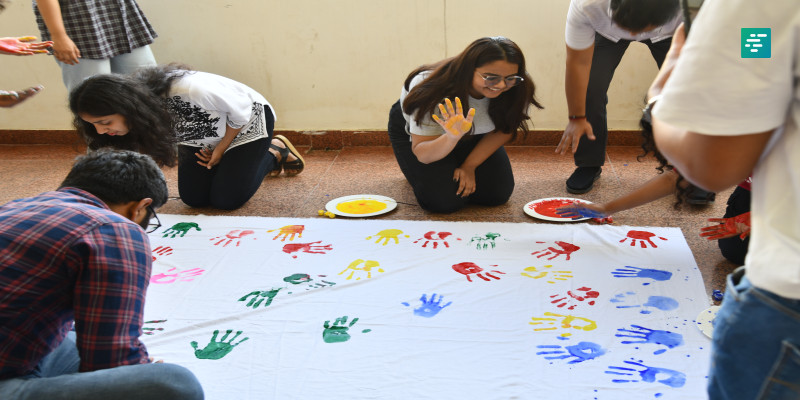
[178,145,214,208]
[470,144,514,206]
[1,363,203,400]
[575,35,629,167]
[208,138,274,210]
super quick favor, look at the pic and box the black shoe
[686,187,716,205]
[566,167,602,194]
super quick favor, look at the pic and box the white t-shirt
[399,72,495,137]
[654,0,800,299]
[166,71,276,150]
[565,0,681,50]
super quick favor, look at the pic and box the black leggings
[387,100,514,213]
[718,185,751,265]
[178,105,276,210]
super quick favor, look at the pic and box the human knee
[147,364,204,400]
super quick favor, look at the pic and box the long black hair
[639,109,694,208]
[68,64,191,167]
[403,37,543,139]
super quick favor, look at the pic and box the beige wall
[0,0,661,131]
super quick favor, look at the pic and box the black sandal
[268,141,289,177]
[274,135,305,176]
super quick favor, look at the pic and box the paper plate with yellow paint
[325,194,397,217]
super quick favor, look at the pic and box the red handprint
[414,231,460,249]
[532,241,581,260]
[267,225,305,241]
[282,241,333,258]
[549,287,599,310]
[620,230,667,248]
[210,230,255,247]
[452,262,506,282]
[151,245,173,261]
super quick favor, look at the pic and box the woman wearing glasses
[68,64,304,210]
[388,36,543,213]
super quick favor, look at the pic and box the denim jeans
[708,267,800,399]
[58,45,157,91]
[0,332,204,400]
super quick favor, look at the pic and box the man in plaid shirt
[0,150,202,399]
[33,0,158,91]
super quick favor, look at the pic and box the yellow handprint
[365,229,409,246]
[267,225,304,241]
[521,265,573,284]
[529,312,597,338]
[338,259,384,280]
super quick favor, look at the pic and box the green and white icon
[741,28,770,58]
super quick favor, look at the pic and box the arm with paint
[411,97,475,164]
[557,170,679,219]
[0,36,52,55]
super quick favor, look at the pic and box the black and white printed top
[164,71,276,150]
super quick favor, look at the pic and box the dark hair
[639,109,693,208]
[60,149,168,208]
[68,64,191,167]
[610,0,680,32]
[402,36,543,138]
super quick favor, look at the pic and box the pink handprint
[267,225,304,241]
[414,231,460,249]
[210,229,255,247]
[620,230,667,248]
[150,267,205,284]
[550,287,600,310]
[532,241,581,260]
[282,241,333,258]
[452,262,506,282]
[151,245,173,261]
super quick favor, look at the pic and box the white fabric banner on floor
[142,215,711,400]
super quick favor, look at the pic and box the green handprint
[469,232,502,250]
[323,316,366,344]
[238,288,281,309]
[191,329,249,360]
[163,222,202,238]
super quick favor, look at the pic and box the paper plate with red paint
[326,194,397,218]
[523,197,592,222]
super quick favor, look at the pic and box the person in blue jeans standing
[0,150,203,399]
[650,0,800,397]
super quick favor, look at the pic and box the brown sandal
[273,135,305,176]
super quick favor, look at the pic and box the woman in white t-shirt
[388,37,543,213]
[68,64,304,210]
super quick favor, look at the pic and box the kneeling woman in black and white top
[388,37,543,213]
[69,64,304,210]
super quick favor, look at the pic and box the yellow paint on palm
[336,199,388,214]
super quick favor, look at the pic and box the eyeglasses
[145,205,162,234]
[476,71,524,88]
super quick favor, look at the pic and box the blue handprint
[403,293,452,318]
[536,341,607,364]
[616,325,684,354]
[610,292,679,314]
[606,359,686,388]
[611,266,672,285]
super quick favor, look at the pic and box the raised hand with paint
[0,36,52,55]
[70,65,303,210]
[388,36,543,213]
[700,211,750,240]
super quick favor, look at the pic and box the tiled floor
[0,142,739,298]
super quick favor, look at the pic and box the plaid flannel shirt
[0,188,151,379]
[33,0,157,60]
